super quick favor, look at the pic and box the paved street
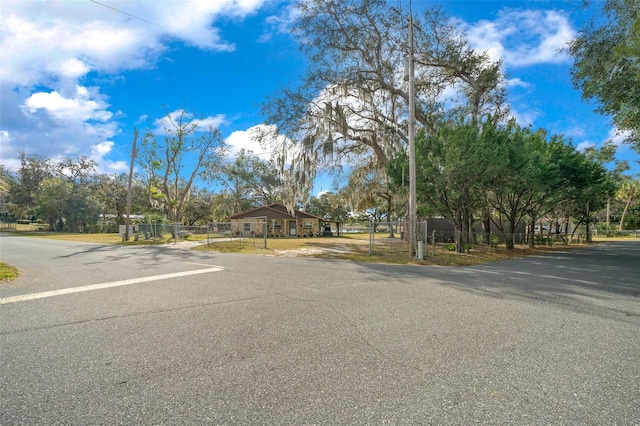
[1,234,639,424]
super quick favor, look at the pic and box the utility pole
[407,13,417,256]
[124,128,138,242]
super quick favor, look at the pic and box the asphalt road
[1,234,639,425]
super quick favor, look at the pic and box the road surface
[1,235,639,424]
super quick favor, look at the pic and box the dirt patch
[274,246,353,257]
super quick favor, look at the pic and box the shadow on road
[353,241,640,323]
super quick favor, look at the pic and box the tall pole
[408,13,417,256]
[124,128,138,242]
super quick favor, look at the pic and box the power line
[88,0,162,27]
[88,0,295,78]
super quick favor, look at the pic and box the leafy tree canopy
[568,0,640,152]
[261,0,508,207]
[138,110,227,223]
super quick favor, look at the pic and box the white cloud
[92,141,115,157]
[576,128,632,156]
[509,105,540,127]
[1,1,268,86]
[607,128,633,146]
[225,124,281,157]
[258,5,299,43]
[90,141,129,174]
[197,115,228,130]
[57,58,90,79]
[0,130,11,145]
[506,78,530,88]
[0,0,267,172]
[1,12,156,87]
[464,9,575,68]
[0,82,121,172]
[151,110,227,135]
[562,126,587,139]
[576,141,596,152]
[23,86,113,123]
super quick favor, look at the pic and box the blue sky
[1,0,637,194]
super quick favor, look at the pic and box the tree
[556,145,615,241]
[615,178,640,230]
[57,156,97,185]
[10,152,55,219]
[182,188,215,226]
[305,191,350,225]
[340,165,403,237]
[63,186,102,232]
[483,125,562,250]
[31,156,102,232]
[217,149,283,214]
[389,121,500,252]
[91,173,148,224]
[0,165,15,219]
[138,110,227,223]
[251,158,284,206]
[261,0,507,207]
[567,0,640,152]
[210,192,236,221]
[35,178,101,232]
[35,178,69,230]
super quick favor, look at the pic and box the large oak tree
[261,0,507,208]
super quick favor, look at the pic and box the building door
[289,221,297,236]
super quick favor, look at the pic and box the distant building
[229,203,328,237]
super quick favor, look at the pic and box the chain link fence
[0,221,16,231]
[206,220,268,248]
[366,221,595,256]
[117,218,621,255]
[120,222,208,241]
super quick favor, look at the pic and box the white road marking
[0,267,224,305]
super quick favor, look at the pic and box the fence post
[368,219,373,255]
[424,221,428,257]
[432,230,436,256]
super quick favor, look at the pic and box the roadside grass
[6,226,637,266]
[0,261,20,281]
[194,233,593,266]
[592,235,640,242]
[5,225,170,245]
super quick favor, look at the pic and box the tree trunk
[453,209,468,254]
[484,216,491,246]
[460,219,469,253]
[505,221,516,250]
[619,200,631,231]
[386,194,395,238]
[528,216,536,248]
[585,201,591,242]
[461,208,473,252]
